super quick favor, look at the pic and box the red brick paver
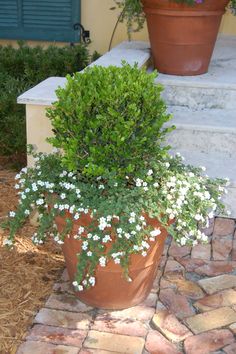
[16,217,236,354]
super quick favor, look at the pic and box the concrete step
[166,107,236,156]
[169,149,236,218]
[154,35,236,109]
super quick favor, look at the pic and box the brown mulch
[0,167,65,354]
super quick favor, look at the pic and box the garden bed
[0,166,65,354]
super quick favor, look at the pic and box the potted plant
[114,0,236,75]
[4,64,228,310]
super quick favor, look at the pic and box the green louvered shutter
[0,0,81,42]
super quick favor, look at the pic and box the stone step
[169,149,236,218]
[166,108,236,156]
[154,35,236,110]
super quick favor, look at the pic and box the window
[0,0,81,42]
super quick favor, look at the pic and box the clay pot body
[56,213,168,309]
[142,0,228,75]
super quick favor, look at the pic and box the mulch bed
[0,165,65,354]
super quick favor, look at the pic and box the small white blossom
[3,238,13,246]
[74,213,80,220]
[99,256,106,267]
[78,226,85,234]
[9,211,16,217]
[147,169,153,176]
[150,228,161,237]
[36,198,44,206]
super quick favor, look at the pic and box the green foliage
[0,42,90,159]
[47,63,173,178]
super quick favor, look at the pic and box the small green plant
[47,63,173,177]
[0,42,90,163]
[4,64,229,291]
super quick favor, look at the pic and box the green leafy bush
[47,63,173,178]
[0,42,90,161]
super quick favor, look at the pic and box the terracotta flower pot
[55,213,168,310]
[142,0,229,75]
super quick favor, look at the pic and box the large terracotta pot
[142,0,229,75]
[56,213,168,309]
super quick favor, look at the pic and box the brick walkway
[17,217,236,354]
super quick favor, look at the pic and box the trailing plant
[113,0,236,34]
[4,64,229,292]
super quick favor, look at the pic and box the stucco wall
[0,0,235,54]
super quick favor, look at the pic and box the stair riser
[161,86,236,110]
[167,129,236,155]
[222,187,236,218]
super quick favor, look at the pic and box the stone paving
[17,217,236,354]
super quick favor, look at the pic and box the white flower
[136,225,142,231]
[82,241,88,250]
[89,277,95,286]
[200,166,206,171]
[150,228,161,237]
[102,235,112,243]
[15,173,21,180]
[24,209,30,216]
[32,183,38,192]
[60,193,66,200]
[3,238,13,246]
[165,162,170,168]
[114,258,120,264]
[143,187,149,192]
[99,257,106,267]
[9,211,16,217]
[21,194,26,200]
[135,178,143,187]
[195,214,203,221]
[78,226,84,234]
[129,217,135,224]
[143,182,147,187]
[36,198,44,205]
[142,251,147,257]
[141,241,150,249]
[153,182,159,188]
[98,184,105,190]
[93,235,100,241]
[15,184,20,189]
[180,237,187,246]
[147,169,153,176]
[74,213,80,220]
[189,172,194,177]
[69,205,75,214]
[87,251,92,257]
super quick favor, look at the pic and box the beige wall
[26,105,54,166]
[0,1,235,54]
